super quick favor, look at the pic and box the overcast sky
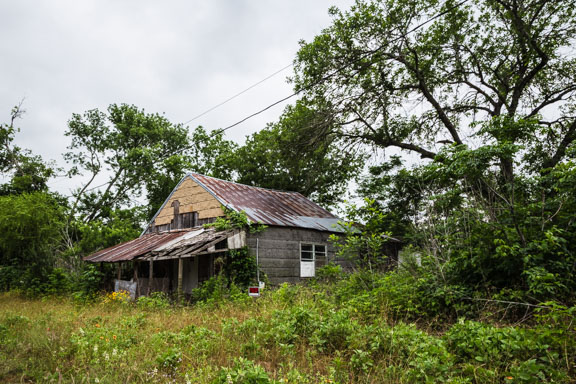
[1,0,355,196]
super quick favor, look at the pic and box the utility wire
[182,63,293,126]
[211,0,469,136]
[63,0,470,199]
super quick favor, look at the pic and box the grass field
[1,281,574,383]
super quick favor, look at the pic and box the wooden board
[154,177,225,226]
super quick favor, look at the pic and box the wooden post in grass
[177,258,184,302]
[148,259,154,295]
[133,262,139,297]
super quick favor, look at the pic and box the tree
[294,0,575,178]
[234,101,364,207]
[65,104,193,223]
[143,125,238,219]
[294,0,576,298]
[0,102,56,195]
[0,192,64,292]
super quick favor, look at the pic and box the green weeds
[0,273,574,383]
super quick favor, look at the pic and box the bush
[214,358,272,384]
[314,263,345,284]
[445,320,569,382]
[137,291,171,310]
[0,192,64,294]
[191,274,229,303]
[311,310,356,352]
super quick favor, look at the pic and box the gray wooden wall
[246,226,339,285]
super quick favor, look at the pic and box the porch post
[148,259,154,295]
[134,262,139,297]
[177,257,184,302]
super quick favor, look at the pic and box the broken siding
[246,226,337,285]
[154,178,224,226]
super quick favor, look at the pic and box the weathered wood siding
[247,226,340,285]
[154,178,224,226]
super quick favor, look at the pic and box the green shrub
[191,274,228,303]
[445,320,569,382]
[311,310,356,352]
[270,282,302,306]
[263,306,319,346]
[156,347,182,372]
[214,358,272,384]
[314,263,345,283]
[137,291,171,310]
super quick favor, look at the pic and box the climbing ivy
[205,207,266,234]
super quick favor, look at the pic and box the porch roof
[84,228,237,263]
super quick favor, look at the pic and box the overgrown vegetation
[201,207,266,291]
[1,0,576,382]
[0,268,574,383]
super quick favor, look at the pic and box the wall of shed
[154,177,224,226]
[246,226,341,285]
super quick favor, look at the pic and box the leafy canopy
[294,0,576,299]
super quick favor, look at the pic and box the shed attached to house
[84,173,346,295]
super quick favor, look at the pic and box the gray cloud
[1,0,355,195]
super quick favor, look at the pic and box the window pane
[301,244,313,252]
[301,251,314,261]
[315,245,326,256]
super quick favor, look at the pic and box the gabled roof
[147,173,344,233]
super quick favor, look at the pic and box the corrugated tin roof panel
[84,228,238,263]
[189,173,344,233]
[84,231,190,263]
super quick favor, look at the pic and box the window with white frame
[300,243,326,277]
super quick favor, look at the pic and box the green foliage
[206,207,266,234]
[191,274,230,304]
[70,264,106,300]
[156,348,182,372]
[202,208,264,291]
[214,358,272,384]
[187,126,239,181]
[60,208,142,295]
[137,292,171,310]
[0,192,65,294]
[223,247,258,289]
[314,263,345,284]
[207,208,250,231]
[64,104,192,222]
[355,137,576,301]
[445,320,570,382]
[0,103,57,196]
[233,101,365,208]
[1,275,575,383]
[292,0,576,303]
[310,309,356,352]
[330,199,398,270]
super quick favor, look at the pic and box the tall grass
[0,275,574,383]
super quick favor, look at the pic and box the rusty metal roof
[84,228,235,263]
[188,173,344,232]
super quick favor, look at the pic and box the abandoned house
[84,173,347,297]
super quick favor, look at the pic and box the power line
[181,63,293,126]
[211,0,469,136]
